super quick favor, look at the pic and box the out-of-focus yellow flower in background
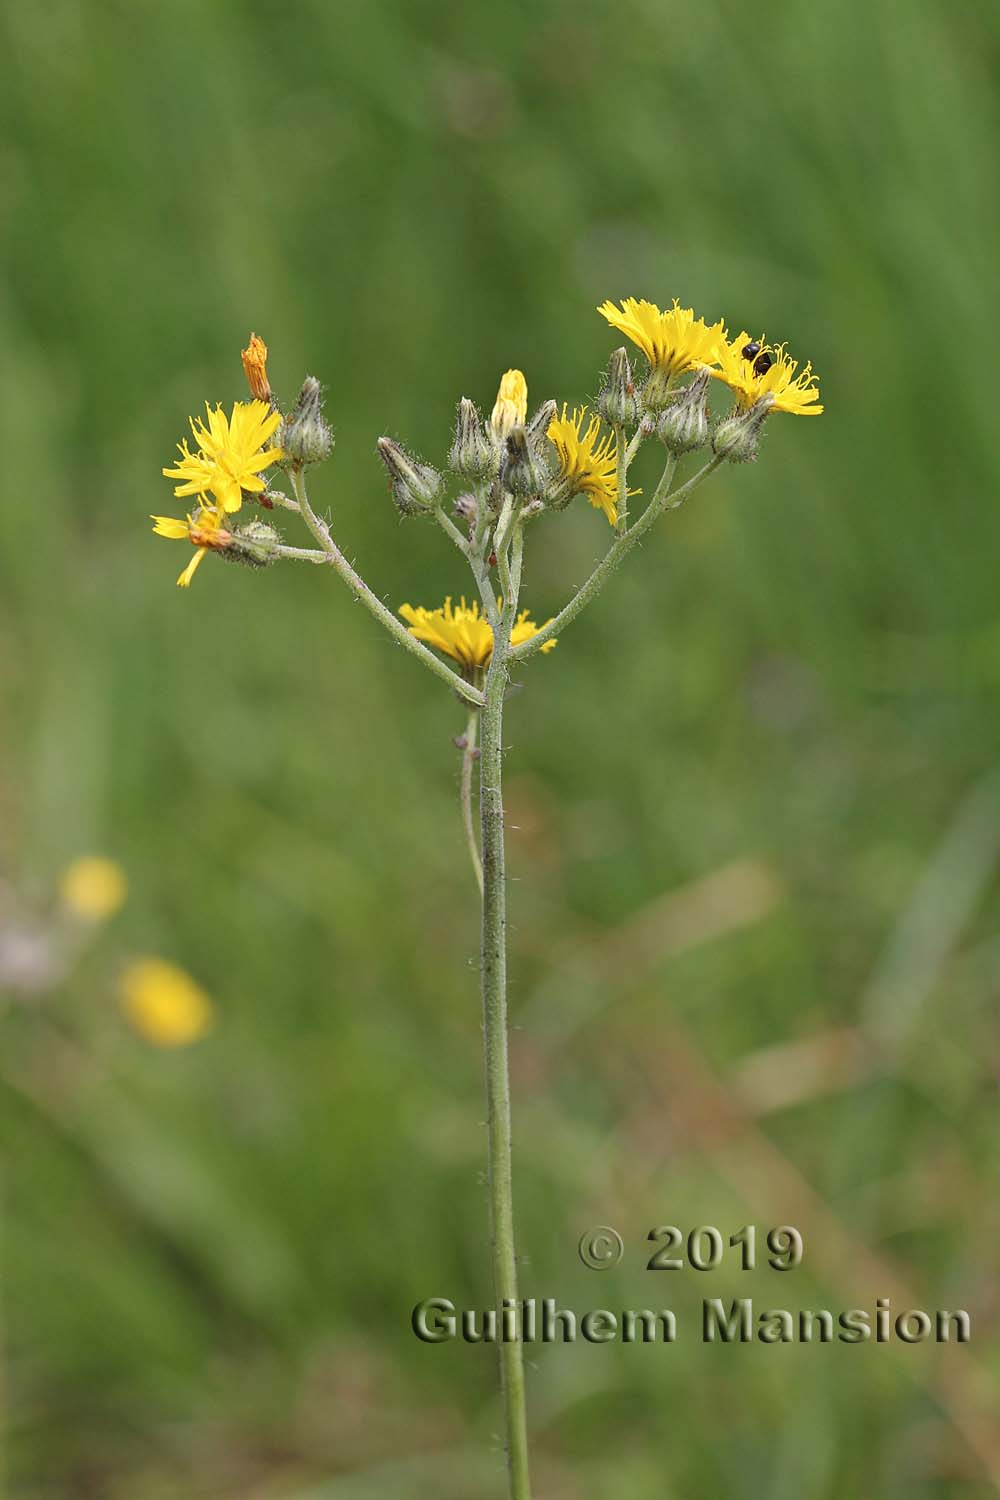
[59,857,128,922]
[118,958,214,1048]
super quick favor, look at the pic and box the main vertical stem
[479,623,532,1500]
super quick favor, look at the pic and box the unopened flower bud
[656,370,711,455]
[641,364,675,413]
[525,398,558,447]
[712,396,773,464]
[490,369,528,441]
[502,425,548,499]
[449,398,495,479]
[224,518,282,569]
[241,332,272,403]
[377,436,442,515]
[281,377,334,465]
[597,347,639,427]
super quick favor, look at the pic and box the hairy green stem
[444,489,500,629]
[459,703,483,896]
[624,424,645,467]
[493,496,517,601]
[472,495,503,629]
[274,542,329,564]
[434,504,471,558]
[437,501,502,630]
[261,489,300,512]
[289,468,484,707]
[613,422,628,536]
[510,455,723,663]
[479,574,531,1500]
[509,524,524,602]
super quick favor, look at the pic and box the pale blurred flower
[0,926,57,992]
[119,958,214,1048]
[59,857,128,922]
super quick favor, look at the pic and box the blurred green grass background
[2,0,1000,1495]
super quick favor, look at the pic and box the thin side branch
[510,455,723,663]
[290,467,485,707]
[434,504,471,558]
[274,543,329,564]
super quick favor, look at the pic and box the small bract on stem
[456,703,483,897]
[153,300,822,1500]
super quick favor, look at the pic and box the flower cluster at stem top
[152,302,822,662]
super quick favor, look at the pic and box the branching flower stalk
[154,310,822,1500]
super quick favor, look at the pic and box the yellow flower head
[710,332,823,415]
[59,856,127,922]
[150,504,231,588]
[490,369,528,440]
[241,332,272,402]
[119,958,214,1048]
[162,399,283,514]
[546,405,631,526]
[399,597,557,673]
[598,297,726,378]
